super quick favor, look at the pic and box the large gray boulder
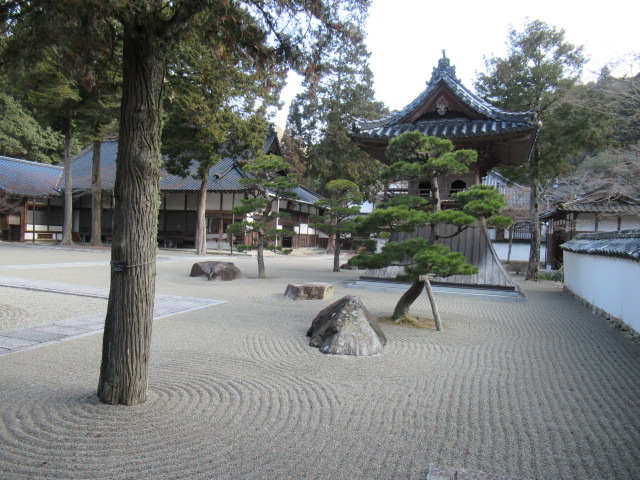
[190,261,241,281]
[307,295,387,356]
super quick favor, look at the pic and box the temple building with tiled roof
[0,156,64,241]
[349,53,539,291]
[350,52,538,174]
[541,190,640,268]
[0,127,324,249]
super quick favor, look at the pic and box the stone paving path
[0,276,225,355]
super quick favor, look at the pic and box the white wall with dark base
[563,251,640,334]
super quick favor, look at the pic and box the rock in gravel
[190,261,241,281]
[307,295,386,356]
[284,282,334,300]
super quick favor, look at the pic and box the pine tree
[310,179,363,272]
[227,154,299,278]
[475,19,588,280]
[2,0,371,406]
[287,38,388,199]
[350,133,511,329]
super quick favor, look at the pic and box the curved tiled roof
[352,118,535,141]
[0,156,62,197]
[64,139,323,205]
[540,192,640,220]
[561,230,640,262]
[352,54,534,134]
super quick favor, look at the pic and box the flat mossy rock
[190,261,241,281]
[307,295,387,356]
[284,282,334,300]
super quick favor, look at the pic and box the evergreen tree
[226,154,299,278]
[162,24,283,255]
[310,179,363,272]
[475,19,589,280]
[2,0,370,406]
[287,37,388,198]
[0,93,64,163]
[351,133,511,329]
[2,10,122,246]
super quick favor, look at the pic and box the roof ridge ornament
[429,49,459,84]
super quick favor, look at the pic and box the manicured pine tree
[310,179,364,272]
[226,154,299,279]
[350,133,512,329]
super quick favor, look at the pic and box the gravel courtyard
[0,242,638,479]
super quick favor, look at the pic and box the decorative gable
[350,52,537,170]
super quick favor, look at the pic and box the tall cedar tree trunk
[61,112,74,245]
[392,279,426,321]
[526,147,541,281]
[195,174,208,255]
[90,140,103,246]
[98,27,165,405]
[333,236,341,272]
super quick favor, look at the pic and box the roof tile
[0,156,62,197]
[561,230,640,261]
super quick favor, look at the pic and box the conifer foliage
[350,133,511,329]
[1,0,371,405]
[227,154,299,279]
[287,37,388,198]
[475,19,588,281]
[310,179,364,272]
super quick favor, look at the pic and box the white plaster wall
[598,217,618,231]
[575,215,595,231]
[24,228,63,241]
[492,242,547,263]
[564,252,640,333]
[186,193,198,210]
[622,215,640,229]
[205,193,221,210]
[164,193,185,210]
[222,194,236,210]
[204,192,240,211]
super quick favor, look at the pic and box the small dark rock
[340,263,360,270]
[190,261,241,281]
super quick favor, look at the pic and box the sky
[272,0,638,128]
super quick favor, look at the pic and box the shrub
[539,266,564,282]
[352,238,377,253]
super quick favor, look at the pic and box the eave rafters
[349,54,538,169]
